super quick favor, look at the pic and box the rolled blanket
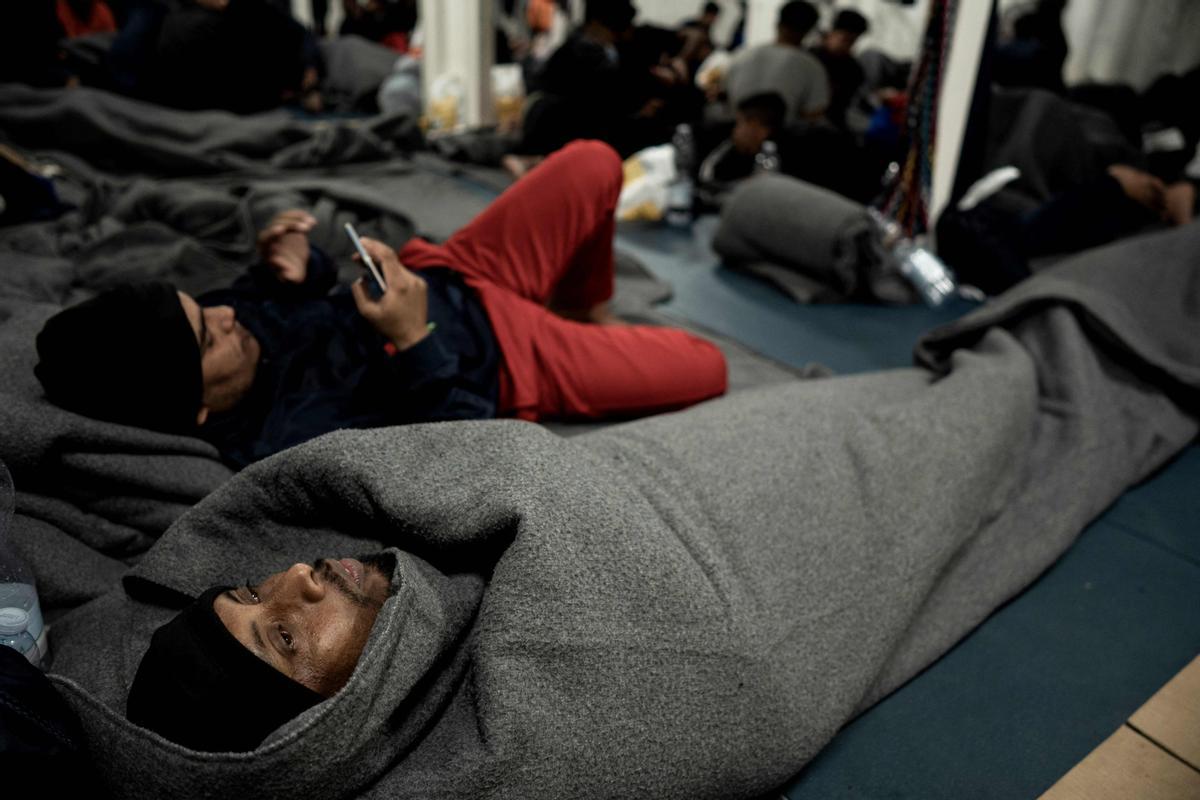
[712,173,916,303]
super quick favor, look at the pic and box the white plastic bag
[617,144,678,222]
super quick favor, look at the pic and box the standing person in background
[722,1,829,126]
[812,8,869,130]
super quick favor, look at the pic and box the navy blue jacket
[198,248,499,468]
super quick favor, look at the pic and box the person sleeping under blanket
[38,220,1199,799]
[32,140,728,468]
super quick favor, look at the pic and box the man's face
[824,30,860,57]
[732,112,771,156]
[178,291,261,422]
[213,556,393,697]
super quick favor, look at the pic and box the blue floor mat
[615,217,1200,799]
[783,512,1200,800]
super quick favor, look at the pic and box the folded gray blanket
[43,222,1200,798]
[712,173,917,303]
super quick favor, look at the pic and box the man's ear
[196,405,210,427]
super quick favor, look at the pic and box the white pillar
[744,0,783,47]
[419,0,496,130]
[930,1,992,227]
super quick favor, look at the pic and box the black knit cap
[34,282,203,434]
[126,586,324,753]
[832,9,869,36]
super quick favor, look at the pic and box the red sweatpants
[398,140,728,421]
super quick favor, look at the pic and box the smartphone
[344,222,388,293]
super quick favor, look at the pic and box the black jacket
[198,248,499,468]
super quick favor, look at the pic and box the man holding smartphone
[33,141,728,468]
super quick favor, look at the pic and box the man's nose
[280,562,325,603]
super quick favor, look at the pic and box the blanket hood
[48,431,494,799]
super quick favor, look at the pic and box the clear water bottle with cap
[754,140,781,174]
[0,461,46,667]
[666,123,695,227]
[894,238,958,307]
[866,208,958,307]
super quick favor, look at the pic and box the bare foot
[1107,164,1165,214]
[1163,181,1196,226]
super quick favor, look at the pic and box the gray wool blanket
[712,173,917,304]
[42,221,1200,798]
[0,87,799,618]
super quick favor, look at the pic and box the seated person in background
[697,92,881,205]
[508,0,681,173]
[339,0,417,52]
[811,8,869,130]
[698,92,789,190]
[34,141,728,468]
[56,0,118,38]
[722,0,829,127]
[109,0,323,113]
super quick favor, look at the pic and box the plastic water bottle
[0,585,45,665]
[0,462,46,667]
[754,140,781,174]
[666,123,695,227]
[894,238,958,307]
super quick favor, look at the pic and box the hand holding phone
[347,233,432,352]
[345,222,388,293]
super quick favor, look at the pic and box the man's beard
[313,551,395,608]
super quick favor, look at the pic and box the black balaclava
[126,586,324,753]
[35,282,203,434]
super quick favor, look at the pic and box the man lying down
[32,140,726,468]
[44,222,1200,798]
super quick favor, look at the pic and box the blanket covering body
[43,221,1200,797]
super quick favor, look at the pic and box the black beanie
[34,282,203,434]
[832,9,869,36]
[126,586,324,753]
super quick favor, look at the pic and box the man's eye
[278,626,294,650]
[242,582,260,603]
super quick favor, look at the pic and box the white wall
[419,0,495,128]
[1061,0,1200,90]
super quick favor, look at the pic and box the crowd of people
[0,0,422,113]
[499,1,896,205]
[3,0,1200,778]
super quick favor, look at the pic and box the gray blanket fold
[712,173,917,304]
[40,222,1200,798]
[0,84,421,175]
